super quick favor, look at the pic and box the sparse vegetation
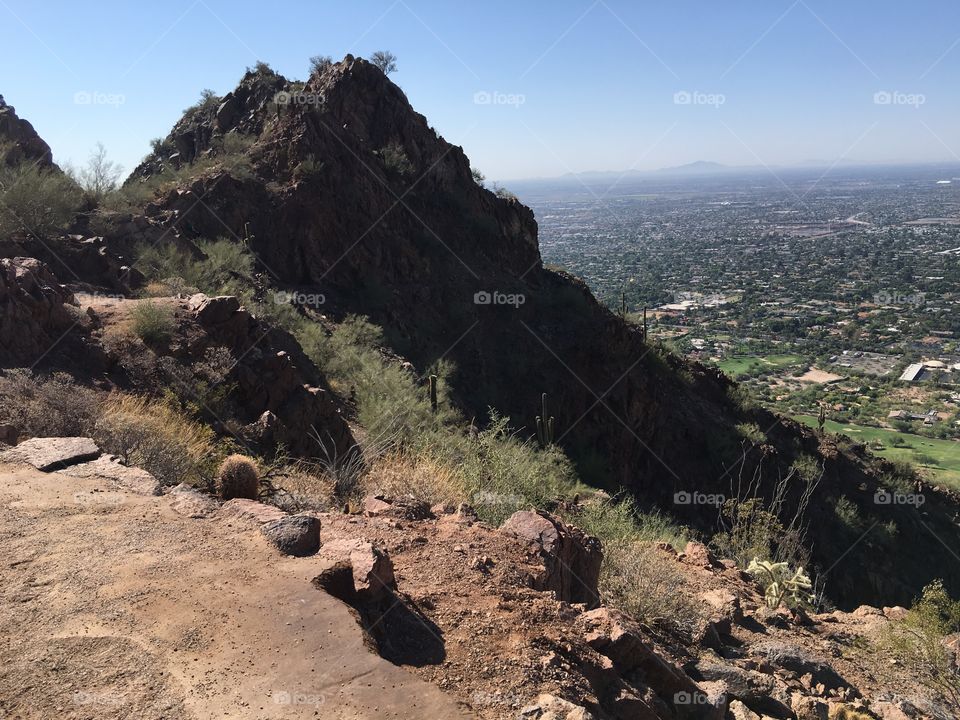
[369,50,397,75]
[93,393,214,486]
[882,580,960,711]
[746,558,814,610]
[0,370,101,438]
[70,142,122,203]
[0,150,81,240]
[309,55,333,74]
[131,301,174,345]
[380,143,413,178]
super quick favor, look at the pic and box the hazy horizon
[3,0,960,182]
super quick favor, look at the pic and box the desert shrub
[183,88,220,117]
[471,167,485,187]
[362,452,462,507]
[600,540,703,634]
[369,50,397,75]
[379,143,413,177]
[131,301,174,344]
[0,370,101,438]
[216,454,260,499]
[417,412,580,526]
[492,184,518,201]
[213,134,255,178]
[881,580,960,711]
[135,238,252,296]
[736,422,766,445]
[93,394,214,486]
[309,55,333,74]
[0,156,81,239]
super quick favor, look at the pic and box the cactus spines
[429,374,438,413]
[536,392,555,449]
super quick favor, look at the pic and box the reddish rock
[0,257,77,365]
[320,538,396,602]
[219,498,286,524]
[501,510,602,607]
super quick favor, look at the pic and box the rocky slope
[0,441,950,719]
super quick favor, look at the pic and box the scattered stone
[791,693,829,720]
[679,540,721,569]
[1,436,100,471]
[320,538,396,602]
[501,510,603,607]
[363,495,393,516]
[218,498,286,524]
[168,484,219,518]
[260,513,321,556]
[188,293,240,325]
[575,607,704,704]
[520,693,595,720]
[728,700,761,720]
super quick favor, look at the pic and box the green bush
[131,301,174,345]
[882,580,960,710]
[0,156,80,240]
[380,143,413,177]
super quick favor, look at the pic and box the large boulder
[574,607,719,718]
[260,513,321,556]
[502,510,603,607]
[318,538,396,602]
[0,257,77,365]
[1,436,100,471]
[0,97,56,168]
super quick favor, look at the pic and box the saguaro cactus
[536,392,555,449]
[429,374,438,413]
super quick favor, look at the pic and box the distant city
[515,163,960,485]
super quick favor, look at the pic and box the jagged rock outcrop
[0,257,77,365]
[502,510,603,607]
[0,96,55,168]
[181,292,354,458]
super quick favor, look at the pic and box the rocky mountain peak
[0,97,56,169]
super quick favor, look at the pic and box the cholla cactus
[216,454,260,500]
[747,558,813,610]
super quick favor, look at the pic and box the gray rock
[168,483,219,518]
[2,436,100,471]
[57,455,160,495]
[260,513,322,556]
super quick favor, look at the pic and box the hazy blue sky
[2,0,959,180]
